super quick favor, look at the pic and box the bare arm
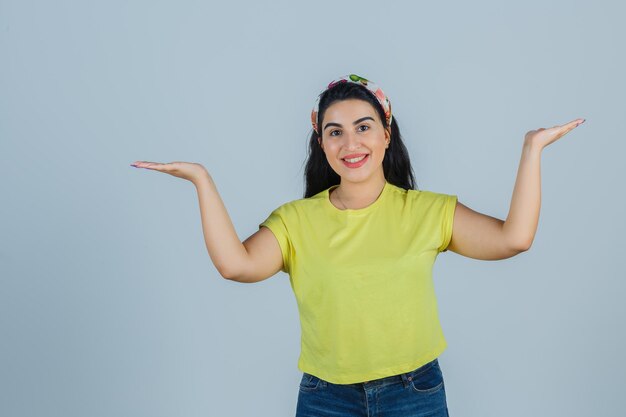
[446,202,520,260]
[501,138,542,251]
[448,140,541,259]
[194,173,283,282]
[131,160,283,281]
[447,118,585,259]
[193,173,249,278]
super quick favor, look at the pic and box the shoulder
[392,186,456,213]
[414,189,455,202]
[411,186,455,200]
[267,192,325,217]
[387,183,451,204]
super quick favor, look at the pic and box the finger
[550,119,584,134]
[131,160,154,166]
[564,118,586,129]
[132,161,160,166]
[143,163,166,170]
[131,161,166,169]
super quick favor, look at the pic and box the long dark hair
[303,81,417,198]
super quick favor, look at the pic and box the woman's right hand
[131,160,209,185]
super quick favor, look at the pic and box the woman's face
[318,99,390,184]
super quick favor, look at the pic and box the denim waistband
[303,358,440,388]
[355,358,439,388]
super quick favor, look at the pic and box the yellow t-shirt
[258,180,457,384]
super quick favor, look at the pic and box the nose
[343,130,362,150]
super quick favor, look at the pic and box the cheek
[323,143,340,156]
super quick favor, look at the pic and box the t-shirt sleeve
[438,194,458,253]
[258,205,292,274]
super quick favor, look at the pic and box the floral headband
[310,74,393,135]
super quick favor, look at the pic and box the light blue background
[1,0,624,416]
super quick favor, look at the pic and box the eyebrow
[323,116,375,131]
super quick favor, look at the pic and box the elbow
[511,239,532,253]
[495,244,527,260]
[221,271,237,281]
[503,230,533,254]
[217,265,240,281]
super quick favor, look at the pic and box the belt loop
[400,371,410,388]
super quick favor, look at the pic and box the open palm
[525,118,585,150]
[130,160,208,184]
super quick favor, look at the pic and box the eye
[329,125,370,137]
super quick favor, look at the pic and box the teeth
[345,155,366,163]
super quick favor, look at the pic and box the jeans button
[408,376,412,381]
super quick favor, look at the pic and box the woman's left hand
[524,118,585,151]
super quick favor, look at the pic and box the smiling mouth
[342,154,369,161]
[342,154,370,167]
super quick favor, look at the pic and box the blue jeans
[296,358,449,417]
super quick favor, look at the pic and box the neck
[333,176,387,209]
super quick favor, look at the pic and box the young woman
[131,74,584,416]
